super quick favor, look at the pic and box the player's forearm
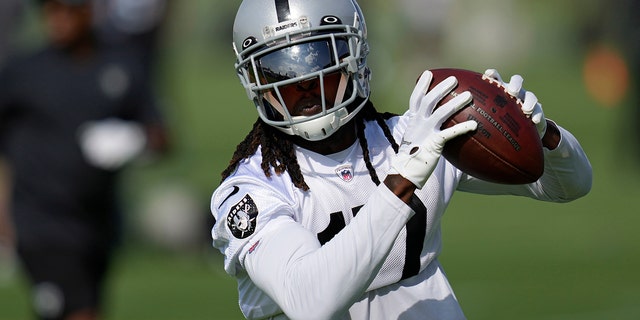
[383,174,416,204]
[243,183,414,320]
[541,119,561,150]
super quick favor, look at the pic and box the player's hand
[78,118,147,170]
[484,68,547,138]
[391,74,477,189]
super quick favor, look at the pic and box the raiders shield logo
[227,194,258,239]
[335,165,354,182]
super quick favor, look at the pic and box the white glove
[391,71,478,189]
[78,118,147,170]
[484,68,547,137]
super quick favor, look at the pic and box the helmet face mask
[233,0,370,141]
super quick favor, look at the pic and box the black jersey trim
[317,212,346,245]
[401,194,427,280]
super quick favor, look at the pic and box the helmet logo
[321,15,342,25]
[242,37,258,50]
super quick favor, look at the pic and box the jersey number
[316,196,427,280]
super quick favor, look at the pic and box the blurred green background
[1,0,640,319]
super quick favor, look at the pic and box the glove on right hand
[391,71,478,189]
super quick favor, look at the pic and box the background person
[0,0,170,319]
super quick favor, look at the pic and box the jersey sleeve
[456,123,592,201]
[210,176,297,276]
[213,176,415,320]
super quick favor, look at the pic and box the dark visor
[254,38,350,85]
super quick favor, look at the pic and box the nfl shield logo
[336,165,354,182]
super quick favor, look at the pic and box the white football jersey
[211,114,592,319]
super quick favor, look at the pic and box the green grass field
[2,2,640,319]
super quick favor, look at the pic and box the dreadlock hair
[220,100,400,191]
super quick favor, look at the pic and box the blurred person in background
[0,0,170,319]
[209,0,592,319]
[0,0,26,283]
[0,0,25,67]
[93,0,169,81]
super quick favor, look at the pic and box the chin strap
[263,89,289,121]
[333,73,349,107]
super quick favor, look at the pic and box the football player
[210,0,592,319]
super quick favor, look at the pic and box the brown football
[428,68,544,184]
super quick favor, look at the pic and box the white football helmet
[232,0,371,141]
